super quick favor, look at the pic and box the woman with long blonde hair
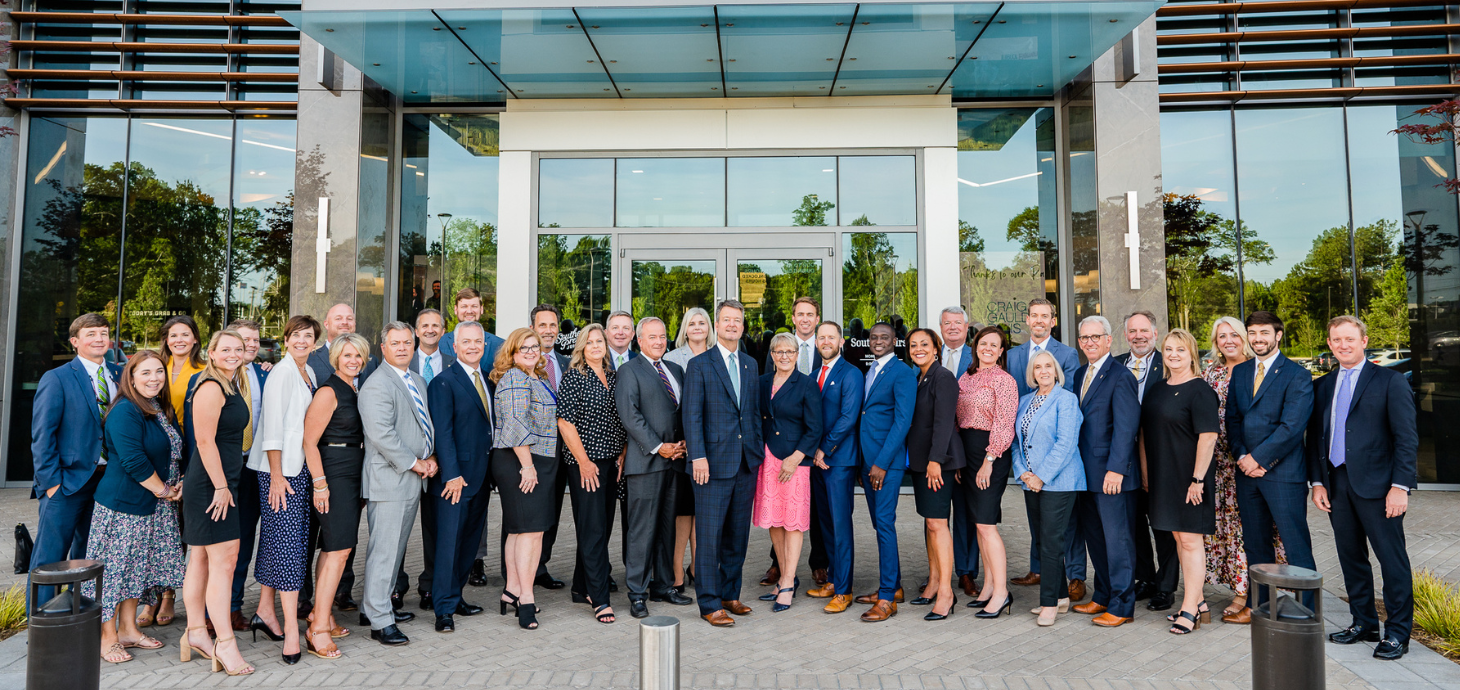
[663,307,712,590]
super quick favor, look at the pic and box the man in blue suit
[309,303,380,385]
[854,322,916,622]
[30,313,123,602]
[1004,298,1086,596]
[1308,316,1417,660]
[1114,310,1177,610]
[438,288,504,365]
[1069,316,1141,627]
[426,321,494,633]
[939,306,981,597]
[684,299,764,627]
[804,321,864,613]
[1226,310,1316,607]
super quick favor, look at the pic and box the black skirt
[316,444,364,552]
[674,468,695,517]
[911,471,954,519]
[492,448,560,534]
[959,428,1013,525]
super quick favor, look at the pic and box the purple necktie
[1330,368,1353,467]
[654,360,678,405]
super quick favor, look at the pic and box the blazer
[816,357,863,468]
[1113,351,1164,402]
[1012,387,1086,493]
[95,398,176,516]
[615,354,685,476]
[358,364,434,502]
[759,369,823,464]
[944,343,975,377]
[858,356,918,471]
[410,348,456,378]
[439,329,504,365]
[1306,362,1418,498]
[308,342,379,386]
[1072,357,1142,491]
[683,345,764,479]
[250,357,317,476]
[1006,338,1080,398]
[1225,352,1314,484]
[427,362,494,498]
[607,348,639,372]
[907,361,965,472]
[31,357,125,498]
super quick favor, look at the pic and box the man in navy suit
[683,299,764,627]
[854,322,916,622]
[1114,310,1177,610]
[30,313,123,602]
[437,287,504,364]
[403,308,454,611]
[1069,316,1141,627]
[605,310,638,371]
[939,306,981,597]
[309,303,380,385]
[426,321,494,633]
[1308,316,1418,660]
[1226,310,1317,606]
[226,319,270,631]
[1004,299,1085,596]
[804,321,864,613]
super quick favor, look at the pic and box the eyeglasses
[1077,335,1109,343]
[519,345,541,353]
[771,350,797,357]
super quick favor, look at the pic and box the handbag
[13,523,34,574]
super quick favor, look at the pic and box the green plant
[1414,570,1460,657]
[0,584,27,639]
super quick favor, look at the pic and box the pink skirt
[752,449,811,531]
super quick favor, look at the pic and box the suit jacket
[1306,362,1418,498]
[1113,351,1164,402]
[1006,338,1080,398]
[615,354,685,476]
[607,348,639,372]
[858,356,917,471]
[95,398,174,516]
[944,343,975,377]
[427,362,494,498]
[762,334,823,373]
[684,346,764,479]
[541,350,570,391]
[759,369,823,464]
[31,357,125,498]
[1072,357,1142,491]
[1225,352,1314,484]
[439,329,504,366]
[1012,387,1086,492]
[816,357,863,468]
[308,342,379,386]
[409,348,456,379]
[907,361,964,472]
[183,362,267,473]
[359,364,434,501]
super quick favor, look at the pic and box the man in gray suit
[403,308,455,611]
[616,317,695,618]
[359,321,438,646]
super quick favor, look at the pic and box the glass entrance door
[624,249,722,340]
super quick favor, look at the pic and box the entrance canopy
[281,0,1161,102]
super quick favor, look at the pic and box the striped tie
[402,372,433,456]
[95,366,110,462]
[654,360,677,405]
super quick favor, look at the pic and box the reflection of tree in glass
[1365,260,1409,354]
[632,262,712,339]
[430,216,497,330]
[742,260,822,336]
[792,194,834,227]
[537,234,611,328]
[231,193,294,338]
[959,220,985,253]
[843,231,917,329]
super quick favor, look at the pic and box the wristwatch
[1191,477,1205,485]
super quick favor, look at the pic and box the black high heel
[974,594,1013,619]
[282,650,301,665]
[518,601,539,630]
[500,588,541,615]
[1167,600,1210,624]
[249,614,284,642]
[924,595,958,621]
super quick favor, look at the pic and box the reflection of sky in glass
[130,119,233,200]
[957,109,1052,269]
[233,118,297,212]
[421,118,499,228]
[617,158,726,227]
[1160,109,1237,224]
[727,157,838,226]
[540,158,614,228]
[839,156,916,226]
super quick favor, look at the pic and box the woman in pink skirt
[753,332,824,612]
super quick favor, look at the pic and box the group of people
[27,286,1421,677]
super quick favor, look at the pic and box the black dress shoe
[419,592,433,611]
[629,598,650,619]
[609,577,619,592]
[394,609,416,623]
[651,589,693,606]
[1330,624,1382,644]
[390,592,406,611]
[1374,636,1409,660]
[1133,581,1156,602]
[571,591,590,604]
[371,624,410,646]
[435,615,455,633]
[468,559,488,588]
[359,613,371,627]
[535,572,565,590]
[335,594,359,612]
[456,601,484,617]
[1146,591,1175,611]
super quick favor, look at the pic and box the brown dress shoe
[1010,572,1041,586]
[759,566,780,587]
[722,600,753,615]
[813,568,829,586]
[824,594,853,614]
[854,587,904,605]
[1092,612,1133,627]
[229,610,250,632]
[860,600,897,622]
[959,574,979,598]
[1222,607,1253,624]
[702,610,735,627]
[1067,579,1087,602]
[806,582,836,598]
[1072,601,1106,615]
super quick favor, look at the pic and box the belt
[325,443,363,449]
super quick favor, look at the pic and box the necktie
[472,370,491,416]
[1080,365,1095,402]
[238,368,254,453]
[1130,357,1142,381]
[402,373,433,456]
[1254,360,1266,396]
[544,353,558,392]
[654,360,678,405]
[1330,368,1353,467]
[818,364,830,390]
[423,355,435,384]
[799,342,812,375]
[728,352,741,405]
[865,361,879,395]
[95,366,110,462]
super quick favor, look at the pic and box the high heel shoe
[761,577,800,602]
[924,595,958,621]
[1168,600,1211,624]
[181,626,212,663]
[282,650,301,665]
[975,594,1013,619]
[1169,609,1202,634]
[517,601,539,630]
[209,636,254,676]
[771,582,799,613]
[500,589,541,615]
[1030,598,1070,614]
[249,614,285,642]
[306,628,343,660]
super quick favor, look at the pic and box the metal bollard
[639,616,680,690]
[1250,563,1325,690]
[28,559,105,690]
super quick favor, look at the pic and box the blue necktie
[423,356,435,384]
[728,352,740,405]
[1330,368,1353,467]
[402,372,433,456]
[864,361,879,395]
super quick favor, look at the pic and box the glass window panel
[739,259,823,338]
[7,116,127,482]
[838,156,916,227]
[633,260,717,340]
[121,118,232,354]
[538,158,614,229]
[1068,104,1101,324]
[229,117,296,357]
[1161,108,1241,339]
[842,232,918,368]
[616,158,726,228]
[357,94,395,349]
[727,157,838,227]
[537,234,612,343]
[957,108,1058,344]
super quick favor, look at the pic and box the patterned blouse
[956,366,1019,457]
[557,366,627,462]
[1019,393,1049,444]
[493,367,559,457]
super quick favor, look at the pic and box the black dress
[316,374,366,552]
[1141,378,1221,535]
[182,378,249,546]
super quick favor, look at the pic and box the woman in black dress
[179,330,254,676]
[904,328,964,620]
[300,332,370,659]
[1138,328,1220,636]
[556,324,627,624]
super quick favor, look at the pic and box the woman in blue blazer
[85,350,186,664]
[754,333,823,612]
[1012,349,1085,626]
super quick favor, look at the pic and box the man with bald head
[308,302,380,384]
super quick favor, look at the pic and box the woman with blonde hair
[664,306,712,590]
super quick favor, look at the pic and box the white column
[922,146,960,321]
[496,149,533,335]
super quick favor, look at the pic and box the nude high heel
[181,626,212,663]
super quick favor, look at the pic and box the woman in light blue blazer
[1012,349,1085,627]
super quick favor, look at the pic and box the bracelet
[520,466,536,474]
[213,486,228,492]
[153,488,170,498]
[1191,477,1205,484]
[312,477,328,485]
[313,485,329,493]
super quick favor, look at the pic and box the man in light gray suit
[615,317,695,619]
[360,321,439,646]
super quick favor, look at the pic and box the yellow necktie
[1081,366,1095,402]
[1253,360,1266,396]
[238,369,254,452]
[473,370,490,413]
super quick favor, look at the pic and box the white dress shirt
[1081,352,1109,399]
[386,362,428,469]
[1126,350,1154,401]
[942,342,965,374]
[415,348,443,378]
[716,342,741,404]
[610,348,633,371]
[794,333,816,374]
[1253,349,1282,389]
[78,357,117,464]
[865,352,896,393]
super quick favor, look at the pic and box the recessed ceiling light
[822,169,833,172]
[632,170,644,173]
